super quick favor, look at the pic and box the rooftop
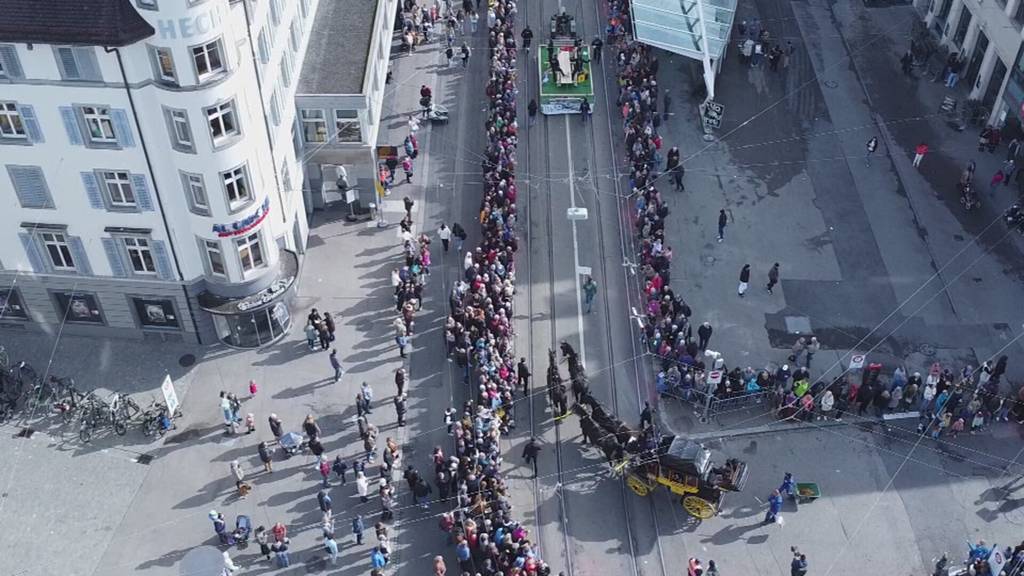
[0,0,154,47]
[297,0,379,95]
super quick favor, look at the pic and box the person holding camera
[791,547,808,576]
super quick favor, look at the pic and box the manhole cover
[179,353,196,367]
[14,427,34,438]
[918,343,936,357]
[703,255,716,265]
[165,428,203,444]
[823,80,839,88]
[135,454,154,465]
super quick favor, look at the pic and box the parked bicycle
[78,393,126,443]
[140,399,177,437]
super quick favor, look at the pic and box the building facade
[0,0,318,347]
[920,0,1024,126]
[296,0,397,212]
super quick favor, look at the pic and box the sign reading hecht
[157,7,225,40]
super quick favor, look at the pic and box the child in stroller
[232,515,252,549]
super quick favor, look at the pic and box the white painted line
[565,116,587,369]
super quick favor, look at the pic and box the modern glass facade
[631,0,738,61]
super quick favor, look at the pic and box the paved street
[3,0,1024,575]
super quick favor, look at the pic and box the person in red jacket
[913,142,928,168]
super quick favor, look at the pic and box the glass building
[631,0,738,62]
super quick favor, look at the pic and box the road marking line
[565,116,587,369]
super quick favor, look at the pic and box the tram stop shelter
[630,0,738,100]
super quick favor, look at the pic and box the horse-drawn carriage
[555,342,749,519]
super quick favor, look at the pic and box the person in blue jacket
[764,489,783,524]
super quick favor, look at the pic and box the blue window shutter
[67,236,92,276]
[75,48,101,81]
[17,105,43,143]
[59,107,83,145]
[80,172,104,209]
[151,240,175,280]
[0,46,23,79]
[8,166,52,209]
[131,174,154,211]
[101,237,127,277]
[17,233,45,273]
[111,109,136,147]
[57,47,80,79]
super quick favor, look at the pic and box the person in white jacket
[356,470,369,503]
[223,550,240,573]
[818,390,834,420]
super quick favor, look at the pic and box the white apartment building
[920,0,1024,128]
[0,0,321,348]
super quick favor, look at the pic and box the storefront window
[53,292,104,324]
[212,303,290,348]
[0,288,28,320]
[133,297,180,329]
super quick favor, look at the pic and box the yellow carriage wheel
[626,474,651,497]
[682,495,716,519]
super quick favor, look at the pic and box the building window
[206,100,238,144]
[100,171,137,208]
[0,45,24,79]
[301,109,327,142]
[204,239,226,277]
[279,58,291,87]
[281,162,293,192]
[222,165,251,209]
[270,0,282,25]
[41,232,75,270]
[0,287,28,320]
[123,237,157,274]
[192,39,224,81]
[166,108,193,151]
[335,110,361,142]
[289,20,301,52]
[55,47,101,81]
[0,102,26,139]
[182,172,209,213]
[152,46,176,84]
[133,297,180,329]
[257,29,270,64]
[54,292,104,324]
[269,90,281,126]
[236,232,266,273]
[1016,0,1024,29]
[82,106,116,143]
[8,165,53,209]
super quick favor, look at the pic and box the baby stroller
[233,515,252,549]
[279,432,307,457]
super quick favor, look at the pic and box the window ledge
[0,137,32,146]
[211,133,243,151]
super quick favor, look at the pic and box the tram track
[575,0,669,573]
[520,0,575,572]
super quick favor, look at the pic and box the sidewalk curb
[686,411,919,442]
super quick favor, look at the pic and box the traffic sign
[848,354,865,370]
[707,370,723,385]
[702,101,724,129]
